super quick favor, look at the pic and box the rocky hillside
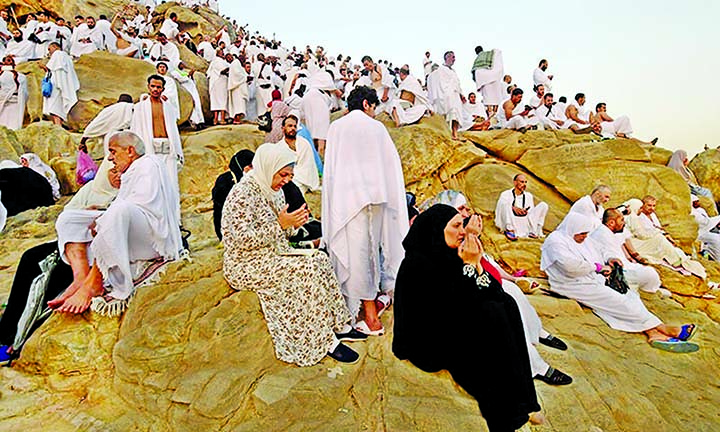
[1,2,720,431]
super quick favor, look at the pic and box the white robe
[5,39,35,64]
[300,88,331,141]
[600,115,633,138]
[159,19,179,41]
[130,97,183,218]
[322,110,408,318]
[81,101,134,138]
[431,65,468,129]
[464,101,488,121]
[541,215,663,333]
[533,67,552,91]
[494,189,548,237]
[534,103,566,130]
[386,74,430,126]
[148,41,180,69]
[42,50,80,121]
[693,206,720,261]
[560,195,604,231]
[276,136,319,193]
[69,24,103,57]
[197,41,215,62]
[207,57,229,112]
[172,70,204,124]
[227,59,248,117]
[0,70,28,130]
[91,155,182,300]
[589,224,662,293]
[159,73,180,121]
[32,22,57,59]
[95,19,116,53]
[473,49,504,106]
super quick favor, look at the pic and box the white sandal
[355,320,385,336]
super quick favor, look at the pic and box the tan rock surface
[689,148,720,204]
[0,0,127,21]
[1,49,720,432]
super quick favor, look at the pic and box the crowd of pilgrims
[0,2,718,431]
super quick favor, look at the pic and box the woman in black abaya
[392,204,542,432]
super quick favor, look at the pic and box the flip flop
[355,320,385,336]
[650,338,699,354]
[539,335,568,351]
[375,294,392,317]
[677,324,697,341]
[534,367,573,386]
[504,230,518,241]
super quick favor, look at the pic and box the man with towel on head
[301,70,337,157]
[49,131,182,315]
[322,86,408,337]
[495,174,548,240]
[39,42,79,126]
[472,46,504,117]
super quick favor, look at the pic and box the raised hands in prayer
[278,203,309,230]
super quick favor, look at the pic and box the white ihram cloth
[589,224,661,293]
[252,61,274,116]
[599,115,633,138]
[130,97,183,219]
[0,70,28,130]
[464,101,488,120]
[95,19,117,53]
[565,101,591,129]
[497,102,536,130]
[559,195,604,231]
[227,58,248,117]
[386,74,431,126]
[532,67,552,91]
[32,22,57,59]
[541,213,662,333]
[148,41,180,69]
[301,73,334,140]
[81,101,134,138]
[322,110,408,318]
[432,65,470,130]
[69,24,103,57]
[172,70,204,124]
[159,19,179,40]
[484,254,549,376]
[534,103,566,130]
[207,56,229,112]
[91,155,182,300]
[5,39,35,64]
[197,41,215,62]
[20,153,61,200]
[42,49,80,121]
[275,136,319,193]
[494,189,548,237]
[0,191,5,233]
[473,49,504,106]
[160,73,180,120]
[693,206,720,261]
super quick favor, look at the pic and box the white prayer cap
[310,71,335,91]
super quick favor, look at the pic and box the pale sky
[223,0,719,156]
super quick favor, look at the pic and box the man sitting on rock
[80,94,134,146]
[564,93,597,134]
[592,102,658,145]
[49,131,182,315]
[589,208,671,296]
[533,93,566,130]
[691,195,720,261]
[495,174,548,240]
[497,88,537,132]
[561,185,612,231]
[275,114,319,194]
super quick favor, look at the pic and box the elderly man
[387,67,430,127]
[563,185,612,230]
[275,114,319,193]
[533,59,553,91]
[0,56,28,130]
[49,131,182,314]
[471,45,504,117]
[495,174,548,240]
[541,213,698,353]
[323,86,408,336]
[430,51,467,140]
[130,74,183,219]
[692,196,720,261]
[81,94,134,144]
[625,196,706,279]
[533,93,566,130]
[39,42,79,126]
[589,208,668,295]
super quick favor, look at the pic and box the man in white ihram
[39,42,79,126]
[495,174,548,240]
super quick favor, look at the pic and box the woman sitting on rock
[221,144,363,366]
[393,204,543,431]
[20,153,61,201]
[667,150,715,203]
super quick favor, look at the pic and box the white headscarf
[248,143,296,205]
[667,150,697,184]
[20,153,61,200]
[541,212,596,270]
[623,198,643,215]
[310,71,336,92]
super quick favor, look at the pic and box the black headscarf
[0,167,54,216]
[213,150,255,240]
[228,149,255,182]
[393,204,540,432]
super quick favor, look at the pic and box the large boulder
[0,127,23,161]
[0,0,127,22]
[689,148,720,203]
[153,2,234,41]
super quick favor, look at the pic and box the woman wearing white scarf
[20,153,60,200]
[667,150,714,200]
[541,213,697,352]
[222,144,359,366]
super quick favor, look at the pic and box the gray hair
[109,131,146,155]
[591,184,611,195]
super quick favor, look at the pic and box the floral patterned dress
[221,174,351,366]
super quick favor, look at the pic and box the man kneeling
[50,131,182,314]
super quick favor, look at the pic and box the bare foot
[57,268,104,314]
[48,276,87,309]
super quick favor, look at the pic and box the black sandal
[539,334,568,351]
[534,367,573,386]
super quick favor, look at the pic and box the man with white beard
[172,62,206,128]
[207,50,230,125]
[5,29,35,64]
[472,45,504,117]
[39,43,80,126]
[431,51,468,140]
[532,59,553,91]
[0,56,28,130]
[227,54,248,124]
[70,16,103,58]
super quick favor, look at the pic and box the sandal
[534,367,573,386]
[504,230,518,241]
[650,338,699,353]
[375,294,392,317]
[677,324,697,341]
[539,335,568,351]
[355,320,385,336]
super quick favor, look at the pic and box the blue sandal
[677,324,697,341]
[650,338,699,353]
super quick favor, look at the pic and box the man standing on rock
[39,42,79,126]
[130,74,183,219]
[430,51,467,140]
[494,174,548,240]
[322,86,408,336]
